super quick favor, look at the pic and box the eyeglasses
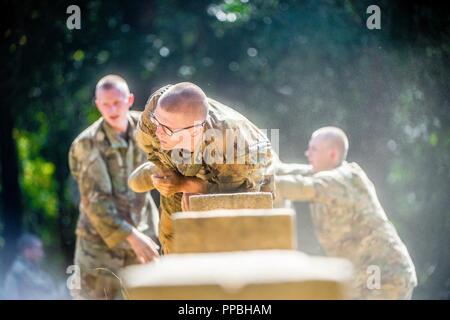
[150,112,206,137]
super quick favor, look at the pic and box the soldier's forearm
[128,162,157,192]
[82,196,134,248]
[276,162,313,176]
[275,174,316,202]
[181,177,208,194]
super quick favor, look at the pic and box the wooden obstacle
[172,208,297,253]
[188,192,273,211]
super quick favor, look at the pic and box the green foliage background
[0,0,449,299]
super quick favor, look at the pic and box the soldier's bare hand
[126,228,160,264]
[154,166,177,178]
[151,172,185,197]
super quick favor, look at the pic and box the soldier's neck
[112,122,129,134]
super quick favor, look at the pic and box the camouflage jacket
[69,111,158,249]
[133,85,274,253]
[275,161,417,287]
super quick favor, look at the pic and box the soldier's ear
[127,93,135,108]
[94,98,101,110]
[331,148,340,164]
[328,148,336,161]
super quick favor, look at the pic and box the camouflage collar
[102,114,135,149]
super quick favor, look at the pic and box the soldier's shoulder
[129,110,142,122]
[143,84,173,111]
[312,163,356,187]
[321,161,374,193]
[350,162,371,179]
[206,97,248,123]
[346,162,375,188]
[339,162,370,181]
[332,162,363,176]
[314,167,341,180]
[153,84,173,97]
[129,110,143,128]
[70,118,106,156]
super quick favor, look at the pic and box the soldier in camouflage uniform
[128,82,273,254]
[275,126,417,299]
[68,75,160,300]
[3,234,58,300]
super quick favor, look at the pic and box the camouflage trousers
[71,237,140,300]
[158,193,183,255]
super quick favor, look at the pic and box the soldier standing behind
[275,126,417,299]
[68,75,160,300]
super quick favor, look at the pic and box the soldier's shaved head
[95,74,130,97]
[17,233,44,263]
[312,126,349,163]
[306,126,349,172]
[152,83,209,151]
[157,82,208,118]
[94,74,134,133]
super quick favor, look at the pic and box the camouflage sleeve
[276,162,313,176]
[205,163,263,193]
[275,171,349,206]
[69,139,133,248]
[128,161,157,192]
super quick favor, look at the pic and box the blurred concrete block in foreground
[188,192,273,211]
[121,250,353,300]
[172,208,297,253]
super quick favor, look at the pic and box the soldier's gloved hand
[126,228,160,264]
